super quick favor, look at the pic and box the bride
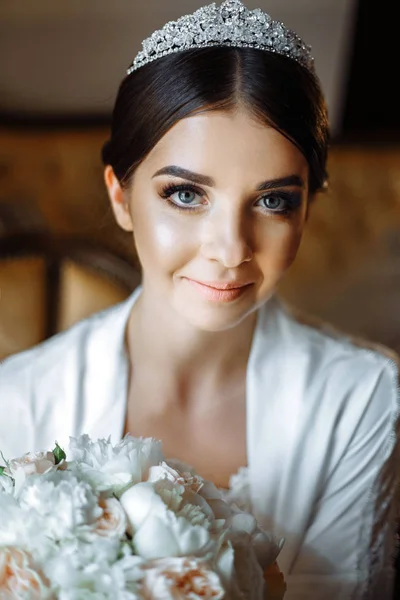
[1,2,398,598]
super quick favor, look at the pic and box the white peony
[133,511,214,560]
[45,539,142,600]
[120,481,181,534]
[0,492,54,561]
[18,470,102,542]
[67,435,164,496]
[45,536,122,574]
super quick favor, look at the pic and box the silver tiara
[127,0,314,76]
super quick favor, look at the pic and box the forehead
[137,109,308,185]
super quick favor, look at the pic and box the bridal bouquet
[0,434,285,599]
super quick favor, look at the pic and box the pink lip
[184,278,253,303]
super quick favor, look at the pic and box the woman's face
[106,109,309,331]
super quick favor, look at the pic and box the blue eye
[259,195,283,210]
[256,191,301,214]
[173,189,200,206]
[160,184,204,209]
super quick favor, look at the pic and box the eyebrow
[152,166,305,190]
[152,166,215,186]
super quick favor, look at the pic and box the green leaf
[53,442,66,465]
[0,466,5,476]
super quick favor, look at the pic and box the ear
[104,166,133,232]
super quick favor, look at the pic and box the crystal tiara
[126,0,314,76]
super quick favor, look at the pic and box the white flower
[45,541,142,600]
[5,450,59,497]
[45,536,122,573]
[148,462,215,523]
[137,557,225,600]
[0,493,52,560]
[8,450,56,477]
[68,435,164,496]
[133,511,213,560]
[120,482,214,560]
[18,471,102,541]
[82,497,128,542]
[148,461,204,493]
[120,481,179,533]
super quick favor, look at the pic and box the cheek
[133,211,197,271]
[258,219,305,274]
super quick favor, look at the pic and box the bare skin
[105,108,309,488]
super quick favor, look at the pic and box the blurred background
[0,0,400,359]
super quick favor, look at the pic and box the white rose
[148,463,215,523]
[148,461,204,493]
[83,497,127,541]
[68,434,164,496]
[120,482,213,560]
[137,557,225,600]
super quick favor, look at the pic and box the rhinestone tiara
[127,0,314,76]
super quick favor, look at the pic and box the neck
[125,286,258,408]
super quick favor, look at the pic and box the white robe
[0,288,399,599]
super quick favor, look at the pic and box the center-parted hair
[102,47,329,194]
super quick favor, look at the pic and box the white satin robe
[1,288,399,599]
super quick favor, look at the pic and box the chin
[174,300,258,332]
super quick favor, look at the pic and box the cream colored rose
[8,451,56,477]
[6,451,59,496]
[139,557,225,600]
[149,461,204,494]
[92,497,127,538]
[0,547,52,599]
[148,463,217,524]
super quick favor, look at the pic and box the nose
[200,207,253,268]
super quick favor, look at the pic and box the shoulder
[255,296,399,440]
[275,296,399,380]
[0,298,131,394]
[0,298,133,458]
[275,298,399,439]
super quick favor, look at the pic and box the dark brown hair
[102,47,329,193]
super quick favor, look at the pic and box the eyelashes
[159,182,302,216]
[159,183,204,212]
